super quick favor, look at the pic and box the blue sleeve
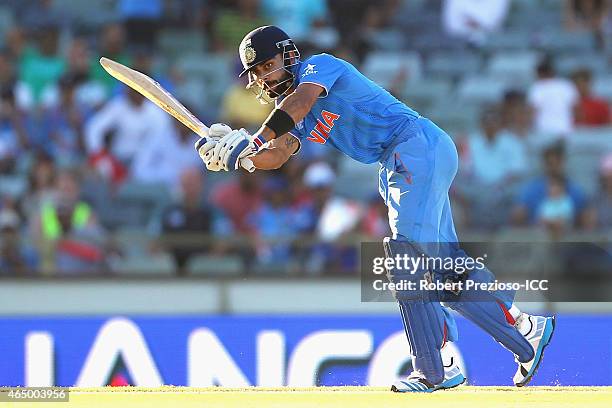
[298,54,345,97]
[517,180,544,219]
[567,182,587,212]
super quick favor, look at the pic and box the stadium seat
[158,30,206,57]
[592,76,612,103]
[425,52,482,79]
[174,77,208,112]
[413,32,468,54]
[0,175,27,199]
[566,151,603,196]
[176,53,211,77]
[112,252,176,276]
[538,30,596,53]
[113,228,154,258]
[177,53,232,109]
[487,51,538,84]
[186,254,243,277]
[335,156,379,200]
[456,76,509,105]
[429,103,480,133]
[566,130,612,194]
[117,181,171,206]
[494,227,549,242]
[556,54,609,76]
[362,52,422,89]
[108,182,172,229]
[0,7,14,37]
[569,127,612,147]
[402,78,453,110]
[367,29,406,51]
[53,0,116,26]
[482,31,532,51]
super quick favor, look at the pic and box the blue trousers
[378,118,530,382]
[379,117,459,244]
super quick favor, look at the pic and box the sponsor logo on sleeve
[302,64,318,78]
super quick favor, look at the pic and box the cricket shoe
[513,314,556,387]
[391,348,466,393]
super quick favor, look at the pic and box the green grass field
[3,386,611,408]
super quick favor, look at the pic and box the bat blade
[99,57,209,138]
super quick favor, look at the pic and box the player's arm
[249,133,300,170]
[253,83,324,143]
[201,83,322,172]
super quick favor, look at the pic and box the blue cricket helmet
[238,26,296,77]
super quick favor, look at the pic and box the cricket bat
[99,57,254,171]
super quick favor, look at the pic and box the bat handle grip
[240,157,256,173]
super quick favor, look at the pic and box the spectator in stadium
[292,162,337,236]
[19,22,66,104]
[130,114,202,191]
[0,207,37,275]
[0,48,33,111]
[442,0,510,46]
[458,106,528,230]
[327,0,373,63]
[219,62,273,131]
[500,90,535,140]
[210,171,262,233]
[21,151,57,218]
[511,142,590,229]
[571,68,611,127]
[592,153,612,229]
[160,167,219,275]
[293,162,362,274]
[130,47,175,93]
[0,50,15,92]
[0,86,30,174]
[118,0,163,48]
[527,57,579,137]
[247,175,296,271]
[87,129,128,190]
[361,194,390,239]
[40,39,106,111]
[29,169,108,275]
[564,0,610,46]
[39,74,91,166]
[85,87,174,164]
[18,0,68,32]
[464,106,528,187]
[3,27,26,64]
[90,23,131,94]
[536,175,576,238]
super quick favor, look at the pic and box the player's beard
[262,72,293,99]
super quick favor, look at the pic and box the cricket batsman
[195,26,555,392]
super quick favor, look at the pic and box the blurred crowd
[0,0,611,277]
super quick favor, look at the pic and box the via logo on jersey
[307,110,340,144]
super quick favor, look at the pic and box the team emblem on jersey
[240,39,256,64]
[308,110,340,144]
[302,64,317,78]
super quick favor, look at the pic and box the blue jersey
[283,53,420,164]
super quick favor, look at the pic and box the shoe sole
[516,316,556,387]
[391,374,467,393]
